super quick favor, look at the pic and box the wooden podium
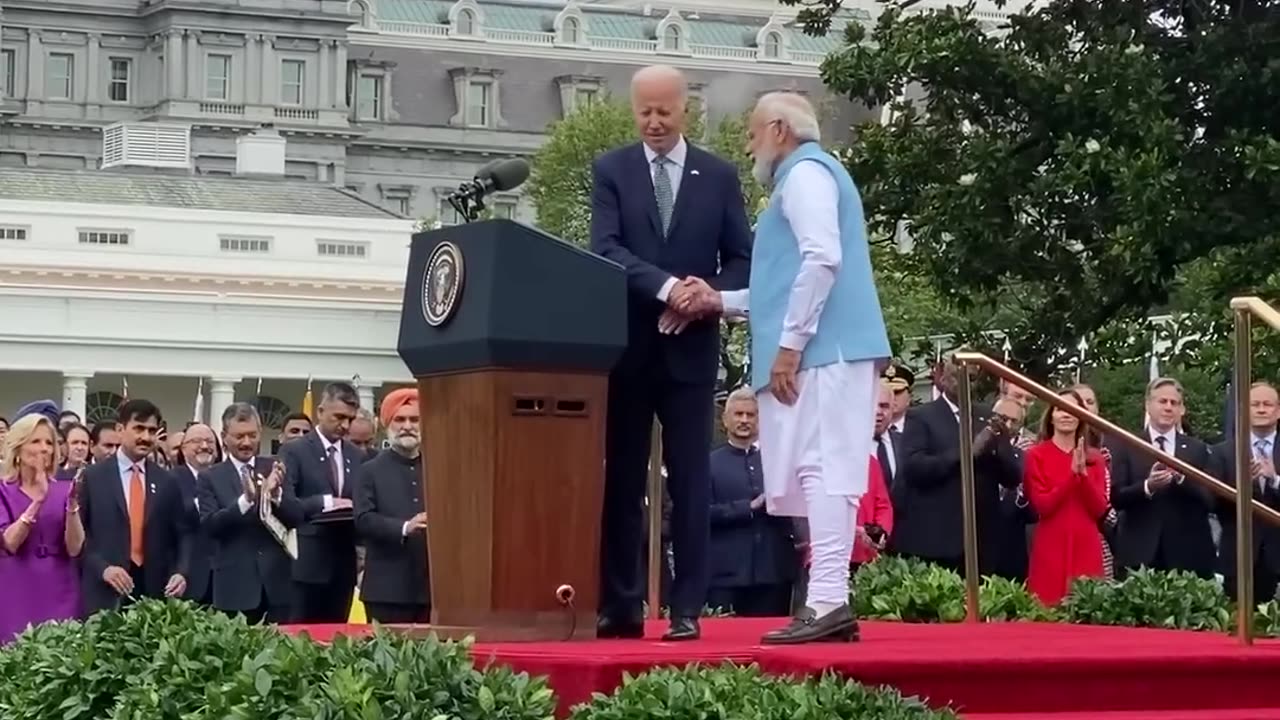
[396,219,626,641]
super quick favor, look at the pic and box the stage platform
[282,618,1280,717]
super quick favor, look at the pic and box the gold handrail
[952,352,1280,642]
[646,422,664,620]
[1229,295,1280,644]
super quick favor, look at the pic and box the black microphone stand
[446,180,488,224]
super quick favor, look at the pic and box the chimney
[235,124,287,177]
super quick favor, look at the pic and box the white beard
[752,153,775,187]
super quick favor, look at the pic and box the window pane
[281,60,304,105]
[108,58,130,102]
[466,82,489,126]
[1,50,14,98]
[47,54,73,99]
[357,74,381,119]
[206,55,230,100]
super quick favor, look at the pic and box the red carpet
[282,619,1280,717]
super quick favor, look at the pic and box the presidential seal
[422,241,464,327]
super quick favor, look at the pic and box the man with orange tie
[79,399,192,615]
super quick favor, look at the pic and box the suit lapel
[109,462,128,519]
[631,143,663,237]
[664,145,699,239]
[143,460,161,524]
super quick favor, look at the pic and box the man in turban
[351,387,431,623]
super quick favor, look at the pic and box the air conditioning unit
[102,122,192,170]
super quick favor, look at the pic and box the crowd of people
[0,382,431,643]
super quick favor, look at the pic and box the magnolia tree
[780,0,1280,383]
[526,98,764,394]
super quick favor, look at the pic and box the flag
[301,376,314,419]
[122,376,129,400]
[192,378,204,423]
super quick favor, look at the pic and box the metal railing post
[646,421,664,620]
[955,364,982,622]
[1232,304,1256,644]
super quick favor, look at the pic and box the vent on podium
[101,122,192,170]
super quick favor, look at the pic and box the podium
[396,219,626,641]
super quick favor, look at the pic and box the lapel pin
[690,169,700,175]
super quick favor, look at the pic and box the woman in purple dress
[0,414,85,644]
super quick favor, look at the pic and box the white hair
[630,64,688,102]
[725,386,757,405]
[755,92,821,143]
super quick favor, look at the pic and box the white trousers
[757,360,879,608]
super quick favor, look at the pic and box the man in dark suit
[353,388,431,623]
[1111,377,1217,578]
[197,403,305,623]
[589,64,752,641]
[172,422,219,606]
[1215,381,1280,602]
[280,381,363,623]
[79,399,191,615]
[892,363,1025,576]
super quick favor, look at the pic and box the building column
[357,385,375,414]
[333,40,348,109]
[260,35,276,106]
[27,30,45,101]
[209,377,240,419]
[318,40,332,108]
[61,372,93,421]
[86,33,101,104]
[166,30,184,98]
[185,30,201,101]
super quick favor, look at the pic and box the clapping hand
[1071,440,1087,476]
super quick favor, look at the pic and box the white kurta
[721,158,881,608]
[721,161,879,518]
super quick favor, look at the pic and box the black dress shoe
[761,605,859,645]
[597,615,644,639]
[662,616,701,641]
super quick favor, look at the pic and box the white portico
[0,125,418,433]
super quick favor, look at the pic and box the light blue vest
[748,142,890,391]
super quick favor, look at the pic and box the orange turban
[379,388,419,427]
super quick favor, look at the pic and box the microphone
[447,158,530,204]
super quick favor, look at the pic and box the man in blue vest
[666,92,890,643]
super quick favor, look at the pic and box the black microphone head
[487,158,530,192]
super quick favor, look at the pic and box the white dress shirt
[115,449,147,511]
[1145,427,1179,496]
[719,160,842,338]
[319,432,344,509]
[648,136,690,304]
[233,457,257,515]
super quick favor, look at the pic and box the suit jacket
[1109,431,1216,576]
[172,465,214,602]
[197,457,305,612]
[1213,437,1280,576]
[589,140,752,384]
[891,398,1024,573]
[280,431,363,586]
[80,456,192,614]
[353,449,430,606]
[875,428,906,492]
[706,444,797,588]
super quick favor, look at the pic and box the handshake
[659,276,722,335]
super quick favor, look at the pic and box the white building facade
[0,127,416,433]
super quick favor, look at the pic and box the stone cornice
[0,266,404,302]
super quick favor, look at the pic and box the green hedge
[0,599,946,720]
[853,555,1277,634]
[570,664,955,720]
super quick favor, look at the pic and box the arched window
[562,17,581,44]
[662,24,681,51]
[763,31,781,58]
[86,391,125,426]
[457,9,476,35]
[253,395,293,431]
[351,0,372,28]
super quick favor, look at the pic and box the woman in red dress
[1025,389,1110,606]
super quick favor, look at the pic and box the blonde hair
[1,414,61,478]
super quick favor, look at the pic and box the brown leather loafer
[761,604,860,645]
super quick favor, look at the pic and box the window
[0,225,29,241]
[1,49,14,98]
[316,240,368,258]
[78,229,132,245]
[205,54,231,101]
[438,199,462,226]
[108,58,131,102]
[280,60,304,106]
[491,201,516,220]
[562,17,581,43]
[466,81,491,126]
[356,74,382,120]
[763,32,781,59]
[47,54,74,100]
[457,9,476,35]
[662,25,682,51]
[219,235,272,253]
[391,196,411,215]
[574,87,596,109]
